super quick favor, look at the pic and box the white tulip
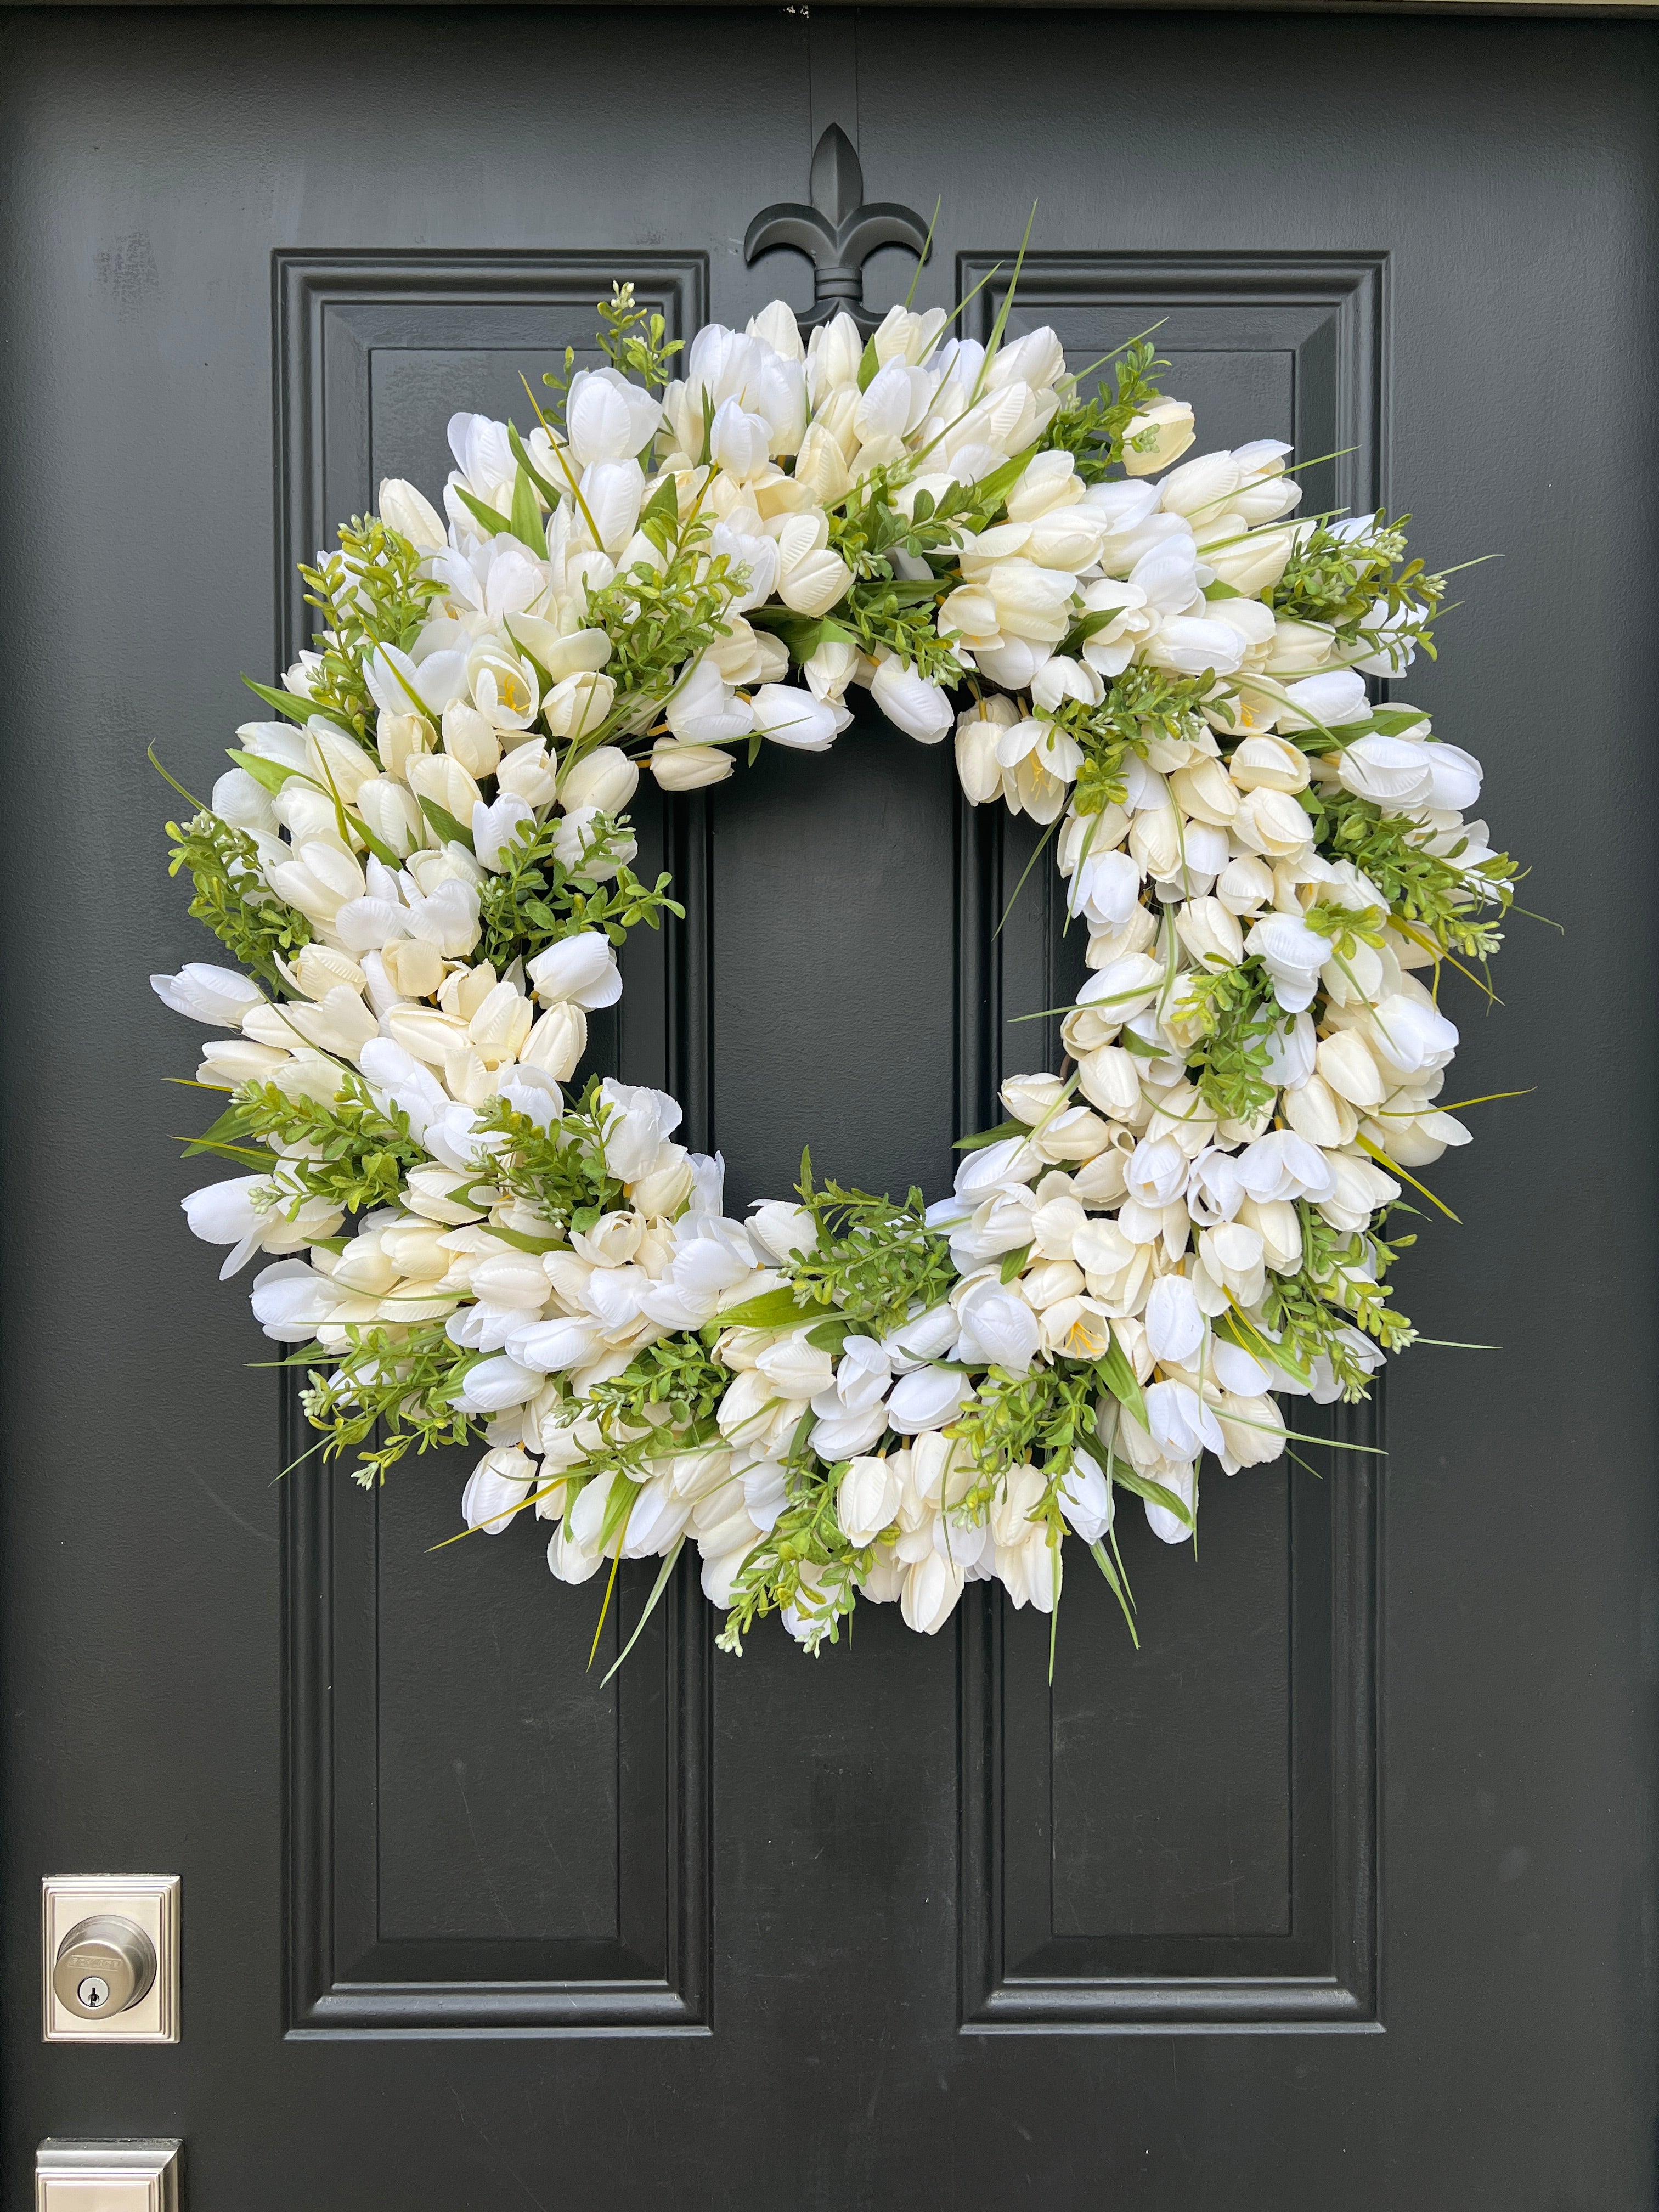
[887,1365,971,1434]
[379,476,448,550]
[526,930,623,1010]
[1246,913,1330,1013]
[565,367,662,465]
[746,1201,817,1263]
[1121,399,1197,477]
[1277,670,1370,732]
[1057,1449,1114,1543]
[1144,1272,1206,1365]
[751,684,842,753]
[838,1457,902,1545]
[560,745,639,815]
[954,1282,1041,1374]
[461,1446,538,1534]
[211,766,279,836]
[516,1002,585,1080]
[249,1259,346,1341]
[650,741,735,790]
[151,963,265,1026]
[901,1550,967,1635]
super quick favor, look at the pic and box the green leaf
[1096,1333,1148,1434]
[1201,579,1244,601]
[600,1536,685,1685]
[507,422,561,507]
[416,794,475,851]
[715,1286,835,1331]
[856,335,881,391]
[1108,1462,1193,1530]
[804,1317,853,1354]
[453,485,512,537]
[240,675,324,728]
[509,465,546,556]
[999,1243,1033,1284]
[226,747,306,794]
[1089,1537,1141,1647]
[952,1120,1028,1152]
[481,1223,567,1256]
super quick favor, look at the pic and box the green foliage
[186,1075,424,1219]
[475,809,682,970]
[166,810,312,980]
[585,1336,730,1455]
[1267,512,1444,667]
[472,1084,624,1239]
[299,1320,482,1487]
[541,283,684,427]
[1175,956,1285,1125]
[596,281,682,391]
[296,516,447,743]
[584,517,743,720]
[713,1458,865,1658]
[1039,341,1170,483]
[1058,668,1216,816]
[786,1152,958,1336]
[1300,786,1511,961]
[948,1361,1097,1515]
[1255,1204,1417,1398]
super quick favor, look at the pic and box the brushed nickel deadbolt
[52,1915,157,2019]
[42,1876,179,2042]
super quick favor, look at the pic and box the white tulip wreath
[154,274,1510,1660]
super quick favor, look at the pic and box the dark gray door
[4,8,1654,2205]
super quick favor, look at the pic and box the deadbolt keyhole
[51,1917,156,2022]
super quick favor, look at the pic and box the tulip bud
[520,1002,587,1080]
[955,713,1006,805]
[901,1551,967,1636]
[403,1161,486,1224]
[1121,399,1197,478]
[378,477,448,551]
[441,701,502,780]
[495,740,557,807]
[747,1201,817,1263]
[872,657,952,743]
[630,1148,695,1219]
[838,1457,902,1545]
[1281,1071,1352,1148]
[1229,733,1310,794]
[650,741,734,791]
[356,774,426,856]
[377,711,434,781]
[543,670,617,740]
[1315,1029,1385,1109]
[405,752,482,823]
[560,745,639,814]
[292,945,366,1001]
[1075,1047,1142,1122]
[379,935,444,1001]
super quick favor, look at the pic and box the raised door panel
[957,255,1383,2029]
[276,252,709,2034]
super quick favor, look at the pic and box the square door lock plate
[36,2140,180,2211]
[42,1877,179,2043]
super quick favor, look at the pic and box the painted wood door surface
[2,8,1654,2204]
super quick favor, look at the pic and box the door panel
[3,8,1655,2207]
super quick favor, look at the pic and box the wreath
[153,274,1510,1662]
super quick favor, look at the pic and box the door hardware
[51,1915,157,2021]
[744,124,930,333]
[42,1878,179,2044]
[36,2139,180,2211]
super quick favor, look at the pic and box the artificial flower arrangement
[153,273,1509,1663]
